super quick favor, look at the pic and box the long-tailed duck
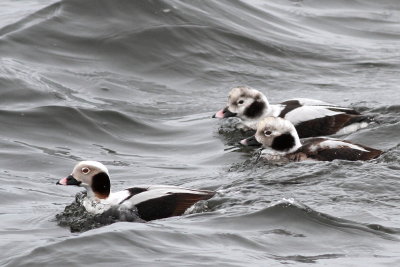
[56,161,215,221]
[213,86,371,138]
[240,117,382,162]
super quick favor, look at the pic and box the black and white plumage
[56,161,215,221]
[240,117,383,162]
[213,86,371,138]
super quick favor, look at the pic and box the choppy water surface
[1,0,400,266]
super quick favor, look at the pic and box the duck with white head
[57,161,215,221]
[240,117,383,162]
[213,86,372,138]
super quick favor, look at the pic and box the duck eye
[82,167,90,174]
[264,130,272,136]
[238,100,244,105]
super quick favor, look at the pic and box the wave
[56,192,400,237]
[204,199,400,236]
[2,0,399,77]
[9,198,399,266]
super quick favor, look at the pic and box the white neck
[81,184,97,199]
[267,104,285,117]
[288,129,302,153]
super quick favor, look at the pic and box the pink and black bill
[212,107,237,118]
[56,175,81,186]
[240,135,262,147]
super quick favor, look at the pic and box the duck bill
[56,175,81,186]
[240,135,262,147]
[212,107,237,118]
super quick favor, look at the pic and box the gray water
[1,0,400,266]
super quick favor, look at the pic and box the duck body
[291,138,383,162]
[57,161,215,221]
[241,117,382,162]
[213,86,371,138]
[107,185,214,221]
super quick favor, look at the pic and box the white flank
[107,190,132,205]
[80,182,210,214]
[286,98,332,106]
[335,122,369,135]
[121,186,208,209]
[284,105,342,125]
[316,139,369,152]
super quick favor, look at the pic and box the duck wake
[56,192,144,232]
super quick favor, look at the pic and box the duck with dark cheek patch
[57,161,215,221]
[240,117,383,162]
[213,86,373,138]
[243,95,266,119]
[213,87,268,123]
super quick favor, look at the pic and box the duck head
[57,161,111,199]
[242,117,302,153]
[213,86,269,120]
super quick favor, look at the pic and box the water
[1,0,400,266]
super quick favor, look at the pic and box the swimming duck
[56,161,215,221]
[240,117,382,162]
[213,86,371,138]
